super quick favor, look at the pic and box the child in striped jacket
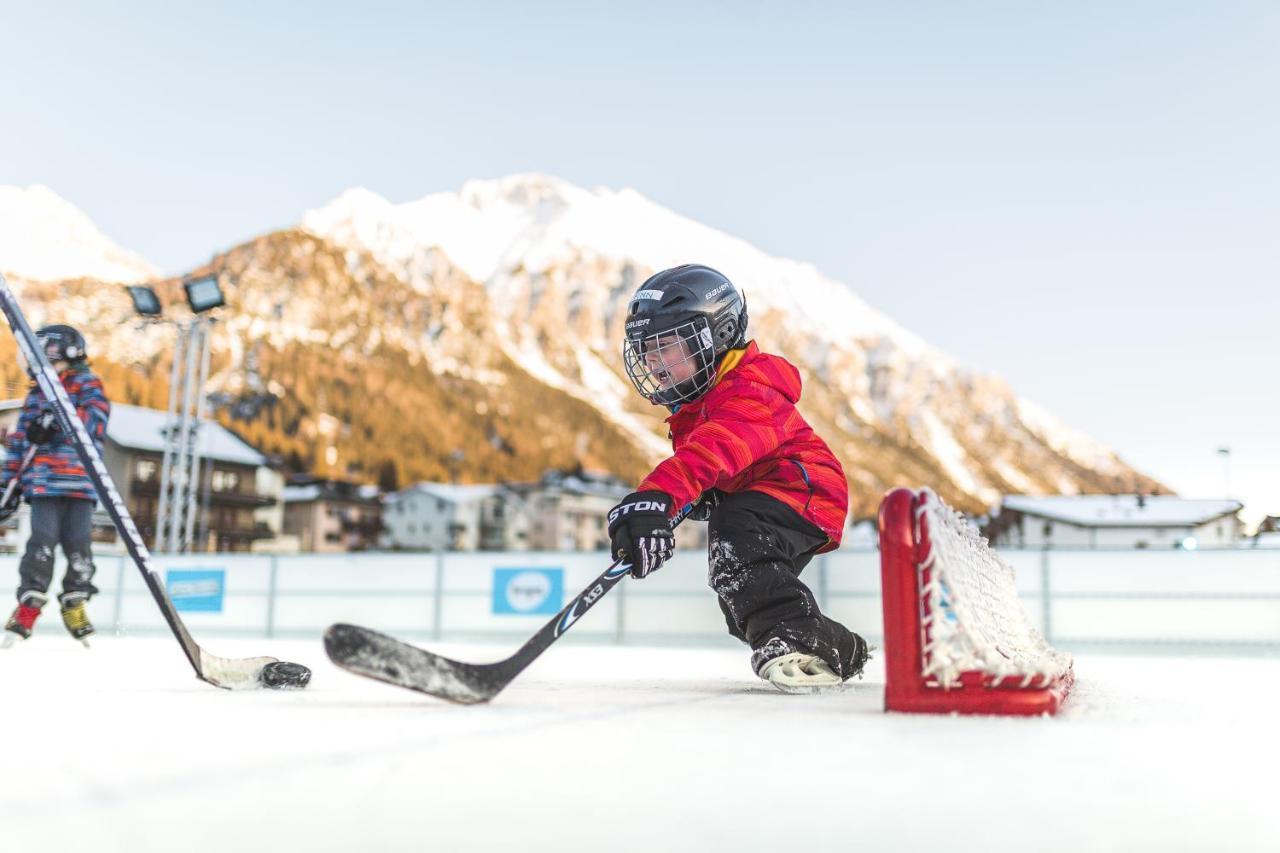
[2,324,109,647]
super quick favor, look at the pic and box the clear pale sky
[2,2,1276,523]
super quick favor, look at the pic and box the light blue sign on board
[166,569,226,613]
[492,568,563,616]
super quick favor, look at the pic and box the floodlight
[127,285,163,316]
[183,276,225,313]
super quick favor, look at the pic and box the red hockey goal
[878,488,1074,715]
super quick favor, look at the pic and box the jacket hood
[721,341,802,404]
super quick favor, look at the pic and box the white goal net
[916,489,1073,690]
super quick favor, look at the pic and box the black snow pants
[707,490,862,678]
[16,497,98,607]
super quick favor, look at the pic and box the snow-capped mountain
[303,174,1157,511]
[303,176,932,354]
[0,185,159,283]
[0,177,1163,515]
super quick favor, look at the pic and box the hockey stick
[0,273,309,689]
[324,503,695,703]
[0,445,37,522]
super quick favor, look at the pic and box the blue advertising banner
[492,567,564,616]
[166,569,226,613]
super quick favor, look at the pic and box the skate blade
[1,631,22,649]
[765,680,849,695]
[758,652,845,694]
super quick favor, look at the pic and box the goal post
[878,487,1074,716]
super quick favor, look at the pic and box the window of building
[133,497,156,523]
[211,470,240,493]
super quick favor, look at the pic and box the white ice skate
[758,651,844,693]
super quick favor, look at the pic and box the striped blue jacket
[3,365,110,501]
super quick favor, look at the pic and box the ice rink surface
[2,635,1278,853]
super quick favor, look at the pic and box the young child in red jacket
[608,264,868,691]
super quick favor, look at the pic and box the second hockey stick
[324,503,694,703]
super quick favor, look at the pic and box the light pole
[1217,447,1231,499]
[125,275,226,553]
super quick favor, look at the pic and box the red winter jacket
[637,341,848,551]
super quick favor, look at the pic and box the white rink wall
[6,545,1279,652]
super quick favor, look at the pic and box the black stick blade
[324,624,509,704]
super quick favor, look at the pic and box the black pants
[16,497,98,607]
[707,490,862,678]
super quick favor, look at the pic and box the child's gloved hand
[25,409,60,445]
[688,489,723,521]
[607,490,675,579]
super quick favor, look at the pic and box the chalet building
[282,476,383,552]
[987,494,1244,549]
[383,483,499,551]
[0,401,279,552]
[382,470,703,553]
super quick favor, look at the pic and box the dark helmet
[622,264,748,406]
[36,324,87,362]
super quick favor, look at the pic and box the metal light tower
[128,275,225,553]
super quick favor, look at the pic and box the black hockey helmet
[36,324,87,363]
[622,264,748,406]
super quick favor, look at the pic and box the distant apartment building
[282,476,382,552]
[1252,516,1280,548]
[507,470,632,551]
[382,470,703,553]
[987,494,1244,549]
[383,483,500,551]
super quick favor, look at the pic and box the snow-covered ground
[2,636,1277,853]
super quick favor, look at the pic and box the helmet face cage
[623,318,717,406]
[36,326,85,362]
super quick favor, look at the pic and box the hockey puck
[261,661,312,690]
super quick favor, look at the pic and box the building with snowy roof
[383,482,502,551]
[382,470,640,552]
[505,470,636,552]
[988,494,1244,549]
[0,400,279,552]
[282,476,382,552]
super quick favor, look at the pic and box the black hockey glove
[688,489,724,522]
[608,490,675,579]
[25,409,60,445]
